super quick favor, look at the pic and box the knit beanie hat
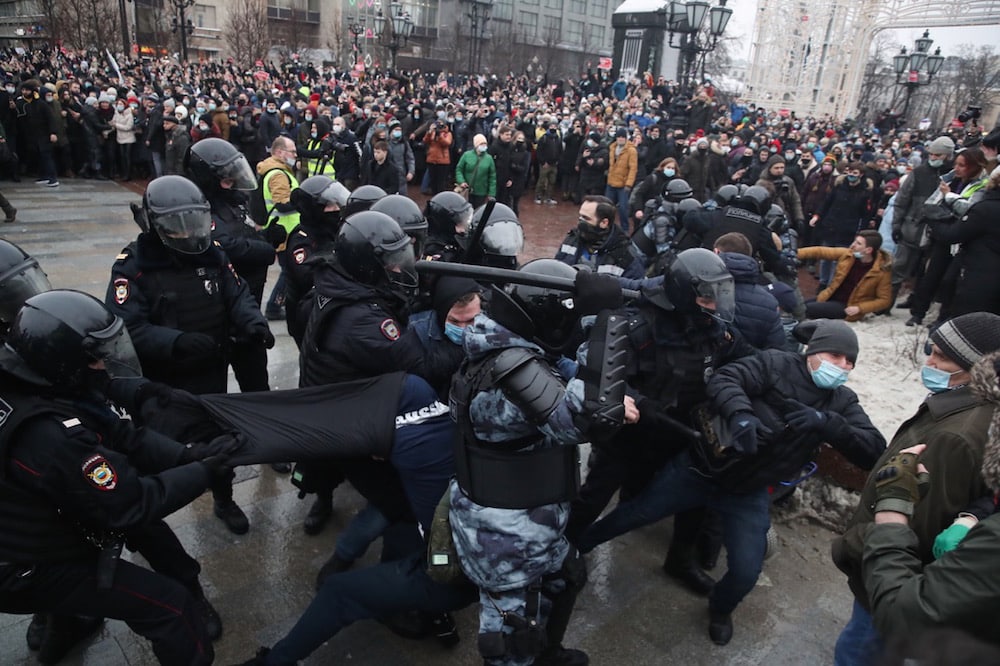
[796,319,858,365]
[930,312,1000,370]
[432,276,481,328]
[927,135,955,156]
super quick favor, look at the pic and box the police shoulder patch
[380,318,401,341]
[293,247,307,264]
[113,278,130,305]
[82,455,117,491]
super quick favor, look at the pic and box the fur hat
[931,313,1000,371]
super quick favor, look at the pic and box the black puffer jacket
[720,252,785,350]
[702,349,885,492]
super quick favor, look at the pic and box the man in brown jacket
[605,127,638,232]
[423,120,452,195]
[797,230,891,321]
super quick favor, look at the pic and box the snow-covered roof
[613,0,668,15]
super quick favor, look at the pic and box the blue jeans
[604,185,631,233]
[576,451,771,615]
[833,600,883,666]
[334,502,391,562]
[265,552,477,664]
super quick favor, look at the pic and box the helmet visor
[0,260,52,324]
[217,153,257,190]
[482,220,524,263]
[694,277,736,323]
[83,316,143,379]
[154,207,213,254]
[381,244,418,290]
[318,181,350,208]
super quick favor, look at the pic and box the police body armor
[208,193,269,297]
[449,347,580,510]
[0,389,103,563]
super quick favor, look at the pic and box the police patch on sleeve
[82,455,118,491]
[293,248,307,264]
[113,278,130,305]
[380,318,401,341]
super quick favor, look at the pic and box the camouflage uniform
[449,313,587,666]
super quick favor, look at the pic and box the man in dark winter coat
[554,195,645,279]
[577,319,883,646]
[712,233,785,350]
[680,137,727,203]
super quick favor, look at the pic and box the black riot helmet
[290,175,350,229]
[425,191,473,238]
[142,175,213,254]
[0,239,52,326]
[466,202,524,269]
[675,198,702,226]
[184,138,257,191]
[370,195,429,258]
[764,204,788,233]
[0,290,142,392]
[335,211,418,292]
[489,259,580,354]
[664,178,693,202]
[732,185,770,216]
[343,185,387,218]
[664,248,735,322]
[713,184,740,207]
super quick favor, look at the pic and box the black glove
[199,453,234,478]
[263,223,287,248]
[248,324,276,349]
[135,380,177,409]
[574,270,624,316]
[179,433,247,464]
[174,332,218,361]
[784,399,829,434]
[891,229,902,243]
[874,451,929,516]
[727,412,770,455]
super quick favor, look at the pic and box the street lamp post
[664,0,732,90]
[348,16,367,66]
[463,0,492,74]
[892,30,945,126]
[373,1,413,71]
[170,0,196,61]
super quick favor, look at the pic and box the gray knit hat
[796,319,858,365]
[930,312,1000,370]
[926,135,955,156]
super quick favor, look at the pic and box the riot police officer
[0,290,236,665]
[465,202,525,269]
[423,190,473,263]
[0,238,51,335]
[284,175,350,347]
[105,175,274,535]
[340,184,386,219]
[185,138,280,395]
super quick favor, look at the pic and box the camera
[957,105,982,123]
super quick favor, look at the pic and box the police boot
[214,499,250,535]
[37,615,104,665]
[662,552,715,597]
[270,462,292,473]
[191,587,223,641]
[534,646,590,665]
[708,610,733,646]
[303,494,333,536]
[237,646,272,665]
[378,610,433,640]
[431,611,460,648]
[315,554,353,591]
[25,613,48,650]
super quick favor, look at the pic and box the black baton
[415,261,641,300]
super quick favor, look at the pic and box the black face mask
[320,210,342,229]
[577,220,608,244]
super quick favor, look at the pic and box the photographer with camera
[757,154,804,232]
[423,118,452,195]
[298,117,337,179]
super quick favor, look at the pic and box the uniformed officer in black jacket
[0,290,239,665]
[105,175,274,535]
[284,175,350,347]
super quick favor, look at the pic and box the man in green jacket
[862,347,1000,652]
[831,311,1000,665]
[454,133,496,208]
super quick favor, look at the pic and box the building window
[522,0,539,6]
[403,0,438,28]
[565,19,583,45]
[589,0,607,18]
[587,23,605,45]
[492,0,513,21]
[541,14,560,39]
[544,0,562,9]
[517,12,537,40]
[193,4,217,29]
[569,0,585,14]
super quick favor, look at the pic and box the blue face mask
[811,359,849,389]
[444,322,465,346]
[852,251,864,259]
[921,364,959,393]
[664,168,675,177]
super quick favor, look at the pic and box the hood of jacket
[720,251,762,283]
[971,350,1000,494]
[257,154,289,176]
[462,312,544,361]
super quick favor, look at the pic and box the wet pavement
[0,179,853,665]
